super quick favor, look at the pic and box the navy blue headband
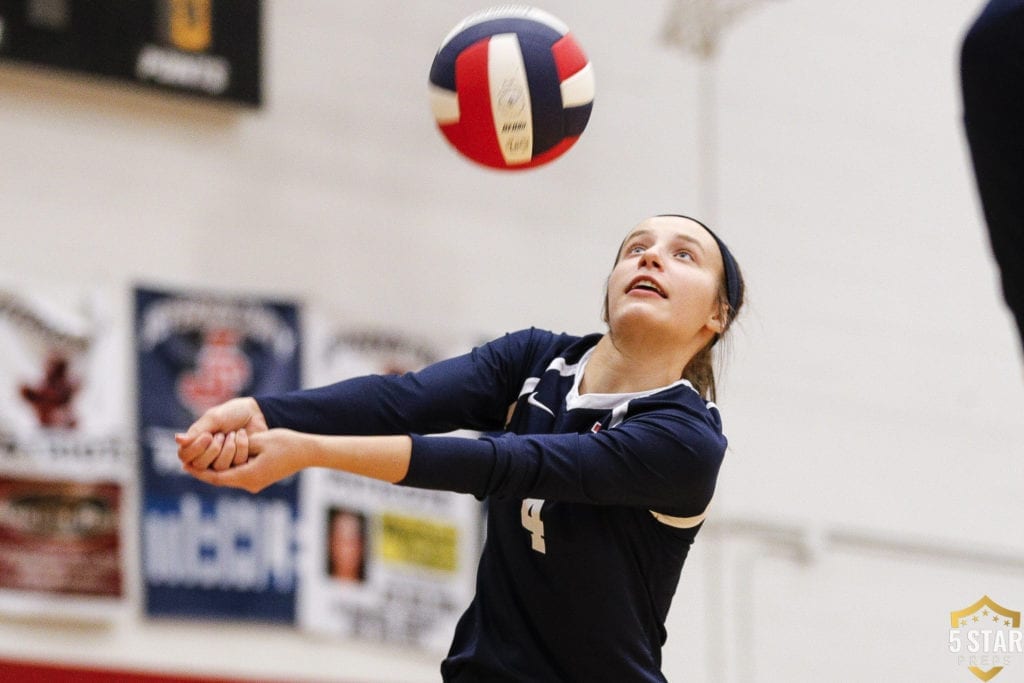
[657,214,743,314]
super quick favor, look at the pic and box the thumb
[176,422,211,446]
[247,430,269,454]
[185,413,216,440]
[182,401,238,441]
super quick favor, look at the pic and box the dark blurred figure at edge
[961,0,1024,357]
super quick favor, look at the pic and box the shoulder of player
[493,327,598,368]
[624,387,727,449]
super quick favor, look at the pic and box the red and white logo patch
[177,328,251,416]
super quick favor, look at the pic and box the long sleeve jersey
[257,328,727,682]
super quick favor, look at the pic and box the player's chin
[610,301,671,328]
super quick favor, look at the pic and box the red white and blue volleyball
[428,6,595,170]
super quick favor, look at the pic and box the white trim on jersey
[564,347,699,413]
[650,504,710,529]
[544,354,584,377]
[517,376,541,398]
[516,345,710,429]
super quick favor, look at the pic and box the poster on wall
[0,282,131,620]
[0,0,262,106]
[297,329,482,653]
[135,285,301,622]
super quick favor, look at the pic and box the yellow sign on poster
[379,512,459,573]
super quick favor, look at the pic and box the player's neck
[580,334,689,395]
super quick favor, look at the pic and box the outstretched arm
[253,339,524,437]
[182,408,723,517]
[177,330,547,471]
[183,429,411,493]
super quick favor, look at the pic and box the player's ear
[705,300,726,334]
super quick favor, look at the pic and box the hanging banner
[0,283,131,620]
[298,329,482,653]
[0,0,262,106]
[135,285,301,623]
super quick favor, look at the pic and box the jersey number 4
[520,498,546,553]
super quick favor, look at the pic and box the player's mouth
[626,276,667,298]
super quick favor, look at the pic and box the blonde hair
[682,276,742,402]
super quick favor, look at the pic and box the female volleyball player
[176,214,745,682]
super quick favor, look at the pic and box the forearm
[182,429,413,493]
[308,433,412,483]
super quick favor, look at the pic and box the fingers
[183,459,263,494]
[178,423,277,494]
[176,408,224,465]
[177,398,259,448]
[211,430,238,471]
[247,430,266,453]
[182,409,223,442]
[183,463,219,485]
[178,426,256,470]
[233,429,250,466]
[183,463,240,488]
[178,431,213,466]
[192,432,225,470]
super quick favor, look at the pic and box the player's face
[606,216,725,346]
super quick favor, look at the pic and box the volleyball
[428,6,595,170]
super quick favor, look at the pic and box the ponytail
[683,277,742,402]
[683,342,718,402]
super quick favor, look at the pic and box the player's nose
[638,246,664,270]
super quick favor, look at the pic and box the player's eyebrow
[670,233,708,255]
[622,230,708,256]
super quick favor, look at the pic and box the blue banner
[134,286,301,622]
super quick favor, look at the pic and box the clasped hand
[175,397,306,493]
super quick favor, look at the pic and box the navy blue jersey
[257,328,727,682]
